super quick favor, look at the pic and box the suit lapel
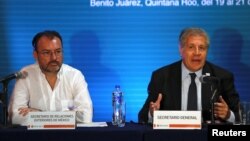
[164,61,182,110]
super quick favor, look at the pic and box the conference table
[0,122,207,141]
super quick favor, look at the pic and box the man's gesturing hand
[149,93,162,116]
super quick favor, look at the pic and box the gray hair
[179,27,210,48]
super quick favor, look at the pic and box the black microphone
[0,71,27,83]
[199,75,218,84]
[200,75,220,124]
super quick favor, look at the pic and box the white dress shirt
[181,63,202,111]
[9,63,93,125]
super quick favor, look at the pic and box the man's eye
[199,46,206,51]
[188,46,194,49]
[43,52,50,55]
[56,50,62,54]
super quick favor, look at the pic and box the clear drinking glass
[241,101,250,125]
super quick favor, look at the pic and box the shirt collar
[181,62,202,80]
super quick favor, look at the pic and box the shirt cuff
[148,111,153,123]
[226,110,235,123]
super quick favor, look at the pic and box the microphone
[0,71,27,83]
[200,75,220,124]
[199,75,218,84]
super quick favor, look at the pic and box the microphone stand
[0,81,9,127]
[210,88,217,124]
[210,77,221,125]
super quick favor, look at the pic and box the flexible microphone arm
[200,74,220,124]
[210,88,218,124]
[0,71,27,127]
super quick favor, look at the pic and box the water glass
[240,101,250,125]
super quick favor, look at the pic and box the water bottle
[112,85,123,126]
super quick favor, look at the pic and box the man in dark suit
[138,27,240,124]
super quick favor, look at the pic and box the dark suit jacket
[138,60,240,124]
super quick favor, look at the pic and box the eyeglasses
[38,49,63,57]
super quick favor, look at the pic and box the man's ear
[33,50,38,60]
[179,45,183,57]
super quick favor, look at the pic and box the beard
[41,61,62,73]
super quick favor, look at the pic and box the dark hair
[32,30,63,51]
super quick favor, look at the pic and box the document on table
[77,122,108,127]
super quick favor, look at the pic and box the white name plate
[28,111,76,130]
[153,110,201,130]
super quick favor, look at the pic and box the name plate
[28,111,76,130]
[153,110,201,129]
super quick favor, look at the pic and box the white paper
[77,122,108,127]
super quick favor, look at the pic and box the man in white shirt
[8,30,93,125]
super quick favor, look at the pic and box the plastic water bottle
[112,85,123,126]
